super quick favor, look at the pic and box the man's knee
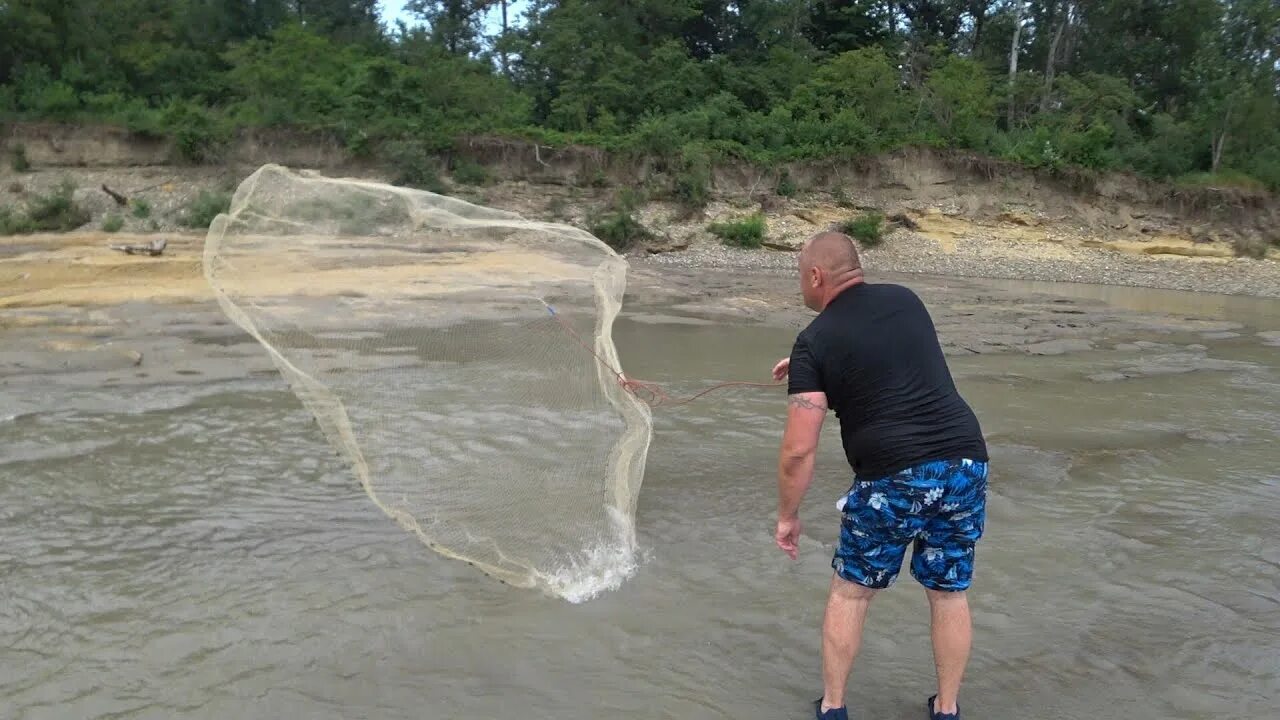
[924,587,967,605]
[830,572,880,601]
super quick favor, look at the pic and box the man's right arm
[774,336,826,559]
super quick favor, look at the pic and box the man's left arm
[775,391,827,559]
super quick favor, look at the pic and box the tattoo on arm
[788,394,827,411]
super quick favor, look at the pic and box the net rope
[203,164,777,601]
[544,302,785,407]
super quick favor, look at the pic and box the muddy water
[1,281,1278,720]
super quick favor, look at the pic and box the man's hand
[775,514,802,559]
[772,357,790,382]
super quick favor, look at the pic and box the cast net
[204,164,652,601]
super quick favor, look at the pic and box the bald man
[772,232,988,720]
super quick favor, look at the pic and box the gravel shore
[642,230,1280,298]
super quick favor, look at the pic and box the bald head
[797,231,865,312]
[800,231,862,274]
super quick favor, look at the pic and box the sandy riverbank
[3,230,1276,405]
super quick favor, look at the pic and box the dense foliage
[1,1,1276,189]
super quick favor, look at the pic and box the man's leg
[820,574,877,712]
[911,458,988,716]
[825,471,918,713]
[925,588,970,714]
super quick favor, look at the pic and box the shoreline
[638,231,1280,300]
[3,225,1279,316]
[1,230,1276,420]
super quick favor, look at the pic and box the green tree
[1187,0,1279,174]
[925,55,998,149]
[408,0,487,56]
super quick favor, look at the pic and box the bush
[832,185,853,208]
[547,196,569,220]
[29,81,80,118]
[451,160,488,186]
[132,199,152,219]
[162,101,230,164]
[385,141,446,193]
[672,145,712,209]
[776,169,797,197]
[840,212,885,248]
[590,188,651,251]
[9,144,30,172]
[1239,146,1280,192]
[102,215,124,233]
[26,181,90,231]
[591,211,651,251]
[0,207,34,235]
[708,213,766,248]
[181,191,231,229]
[1232,234,1270,259]
[0,181,88,234]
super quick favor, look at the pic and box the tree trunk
[972,3,986,55]
[1007,2,1024,127]
[1041,1,1070,113]
[1211,105,1233,174]
[500,0,509,75]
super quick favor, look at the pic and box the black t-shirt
[788,282,987,479]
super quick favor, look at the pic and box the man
[771,231,989,720]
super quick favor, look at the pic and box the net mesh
[203,164,653,601]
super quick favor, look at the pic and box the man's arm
[775,391,827,559]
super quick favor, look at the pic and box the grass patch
[708,213,766,248]
[131,198,152,219]
[181,191,231,229]
[102,214,124,233]
[839,211,885,248]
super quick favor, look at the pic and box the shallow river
[1,279,1278,720]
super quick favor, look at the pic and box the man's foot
[927,695,959,720]
[814,698,849,720]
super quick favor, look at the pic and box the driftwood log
[109,238,167,257]
[101,184,129,206]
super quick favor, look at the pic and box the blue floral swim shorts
[833,458,989,592]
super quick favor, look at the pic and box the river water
[1,280,1277,720]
